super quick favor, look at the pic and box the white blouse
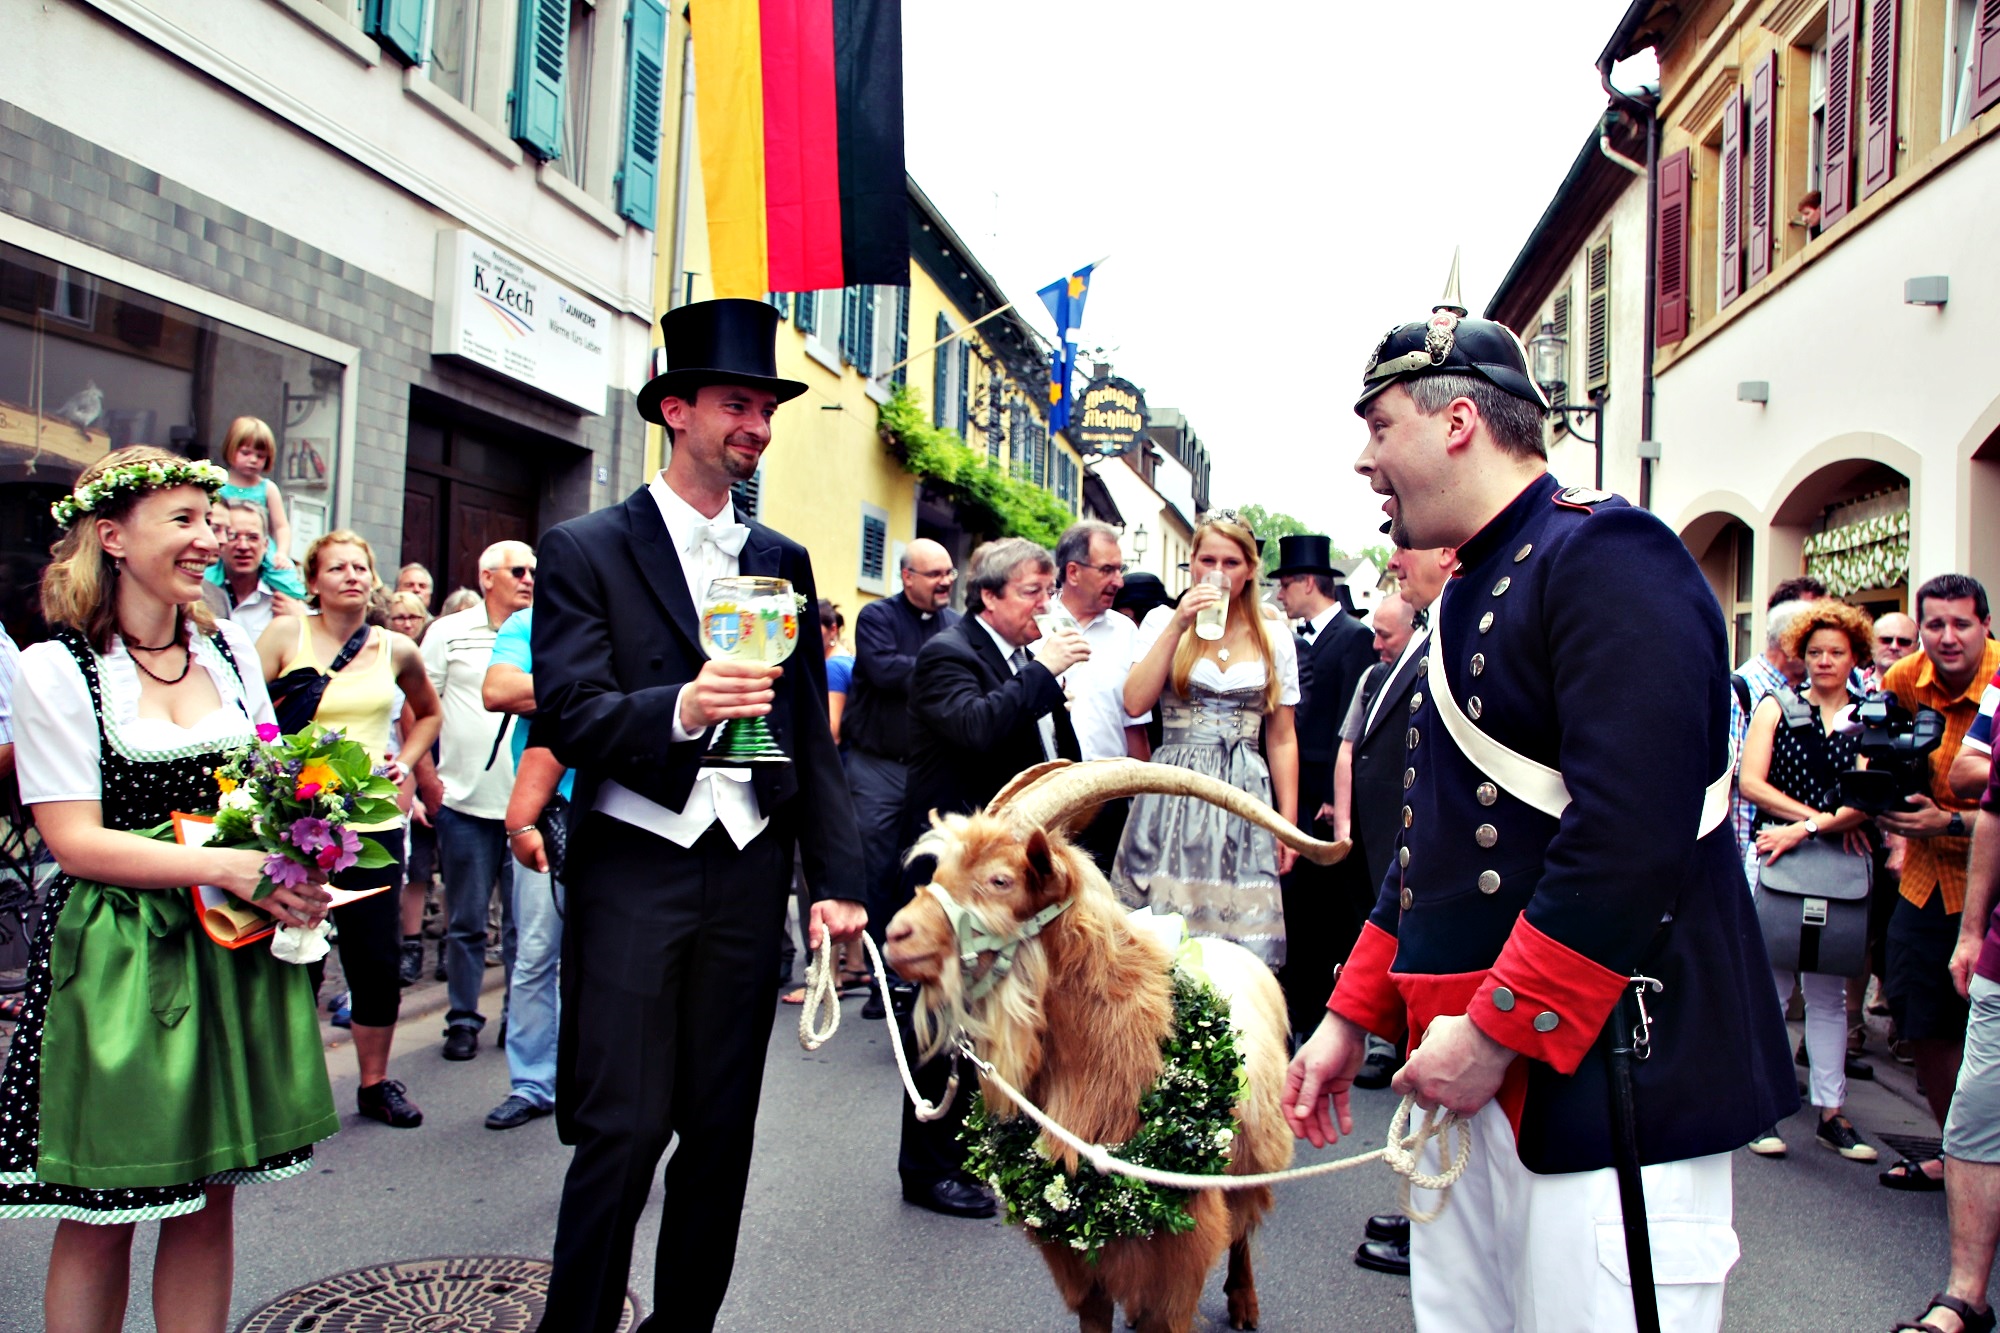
[15,619,274,805]
[1134,605,1302,706]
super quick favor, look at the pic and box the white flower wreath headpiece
[51,459,230,528]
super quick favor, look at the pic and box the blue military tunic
[1329,472,1798,1174]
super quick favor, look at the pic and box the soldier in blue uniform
[1284,288,1797,1331]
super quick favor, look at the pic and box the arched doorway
[1680,509,1758,665]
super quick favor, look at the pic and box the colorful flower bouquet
[167,722,402,962]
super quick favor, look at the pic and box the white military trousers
[1406,1102,1738,1332]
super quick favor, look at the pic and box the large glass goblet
[698,575,799,766]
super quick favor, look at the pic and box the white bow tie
[688,520,749,558]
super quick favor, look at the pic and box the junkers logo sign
[1071,377,1150,455]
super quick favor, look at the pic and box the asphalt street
[0,977,1971,1332]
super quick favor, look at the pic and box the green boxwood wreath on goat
[962,968,1246,1260]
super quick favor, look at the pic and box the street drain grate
[235,1255,638,1332]
[1877,1132,1944,1163]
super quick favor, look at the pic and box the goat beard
[911,937,1051,1110]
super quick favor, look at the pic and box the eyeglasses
[503,565,535,580]
[910,567,956,581]
[1079,563,1125,578]
[1878,635,1915,647]
[1008,583,1053,600]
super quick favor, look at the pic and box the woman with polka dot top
[1738,597,1880,1166]
[0,447,338,1331]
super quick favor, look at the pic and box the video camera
[1835,691,1947,815]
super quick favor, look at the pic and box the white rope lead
[796,935,1473,1218]
[798,931,958,1121]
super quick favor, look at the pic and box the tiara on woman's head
[51,459,230,528]
[1197,507,1257,541]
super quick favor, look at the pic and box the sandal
[1880,1156,1947,1192]
[780,986,808,1006]
[0,993,23,1024]
[838,971,875,996]
[1894,1292,1996,1332]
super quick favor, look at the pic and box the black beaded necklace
[124,613,191,685]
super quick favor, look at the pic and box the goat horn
[985,758,1350,866]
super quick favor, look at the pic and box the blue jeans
[436,806,513,1031]
[506,864,563,1107]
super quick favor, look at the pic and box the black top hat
[1272,533,1338,578]
[636,298,809,425]
[1112,570,1174,621]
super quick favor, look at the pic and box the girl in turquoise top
[208,416,307,600]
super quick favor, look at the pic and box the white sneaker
[1746,1127,1788,1156]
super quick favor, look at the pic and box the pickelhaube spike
[1437,246,1466,318]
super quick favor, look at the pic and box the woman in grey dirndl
[1112,510,1300,965]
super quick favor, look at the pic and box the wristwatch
[1802,818,1821,838]
[1949,812,1968,838]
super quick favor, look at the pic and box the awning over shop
[1802,509,1910,597]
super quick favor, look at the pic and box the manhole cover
[235,1256,638,1332]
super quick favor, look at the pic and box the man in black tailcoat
[531,299,866,1333]
[1273,532,1379,1037]
[895,536,1087,1217]
[1285,289,1795,1331]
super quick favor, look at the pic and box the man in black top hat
[1284,276,1794,1331]
[1272,532,1378,1037]
[533,298,867,1333]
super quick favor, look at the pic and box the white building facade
[2,0,664,633]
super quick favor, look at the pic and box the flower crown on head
[51,458,230,529]
[1197,506,1257,541]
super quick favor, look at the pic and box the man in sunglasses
[422,539,537,1063]
[1871,611,1921,690]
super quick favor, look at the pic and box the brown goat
[886,799,1307,1333]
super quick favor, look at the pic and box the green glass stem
[704,717,792,765]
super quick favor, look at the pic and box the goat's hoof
[1226,1292,1259,1330]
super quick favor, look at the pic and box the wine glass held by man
[1,447,339,1333]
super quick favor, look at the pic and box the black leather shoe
[356,1078,424,1128]
[485,1094,553,1130]
[902,1177,997,1219]
[442,1025,478,1061]
[1353,1050,1399,1091]
[861,991,888,1021]
[1354,1239,1410,1275]
[1365,1212,1410,1245]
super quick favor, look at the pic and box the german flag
[693,0,908,298]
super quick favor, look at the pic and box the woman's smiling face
[98,485,220,605]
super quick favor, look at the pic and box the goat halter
[924,882,1072,1004]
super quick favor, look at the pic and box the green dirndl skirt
[0,873,338,1220]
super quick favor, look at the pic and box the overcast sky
[902,0,1657,554]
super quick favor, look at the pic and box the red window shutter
[1861,0,1902,199]
[1720,89,1744,308]
[1823,0,1859,226]
[1977,0,2000,117]
[1656,149,1692,346]
[1746,54,1777,286]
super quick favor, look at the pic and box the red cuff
[1328,922,1407,1042]
[1468,915,1627,1074]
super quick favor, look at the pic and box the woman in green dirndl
[0,446,339,1331]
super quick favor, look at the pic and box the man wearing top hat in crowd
[531,298,867,1333]
[1283,276,1795,1331]
[1273,532,1378,1038]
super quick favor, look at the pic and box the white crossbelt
[1425,619,1733,838]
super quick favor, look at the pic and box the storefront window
[0,243,343,643]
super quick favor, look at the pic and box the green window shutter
[766,292,791,319]
[617,0,668,228]
[860,512,888,582]
[796,291,818,335]
[892,286,910,386]
[511,0,569,161]
[365,0,427,66]
[933,313,951,428]
[955,339,971,437]
[856,286,876,376]
[841,285,863,366]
